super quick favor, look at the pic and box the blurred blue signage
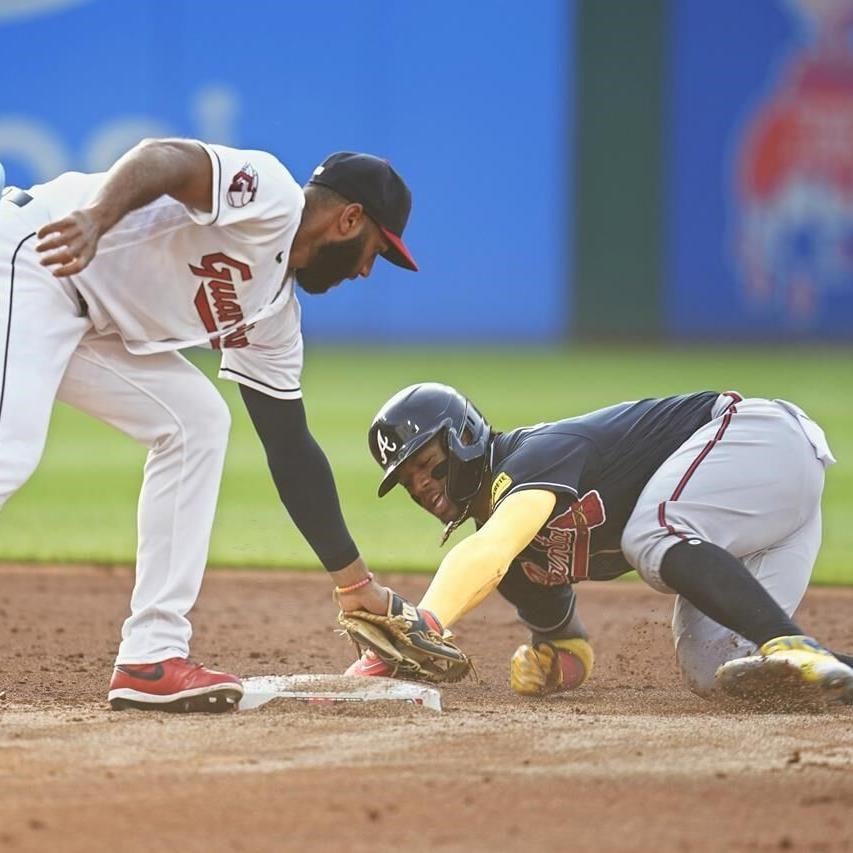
[0,0,572,343]
[668,0,853,340]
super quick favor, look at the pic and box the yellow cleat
[716,635,853,706]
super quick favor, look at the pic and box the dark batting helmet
[368,382,492,504]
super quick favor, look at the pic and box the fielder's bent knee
[158,387,231,455]
[187,391,231,452]
[198,390,232,440]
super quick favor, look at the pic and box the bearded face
[295,230,370,294]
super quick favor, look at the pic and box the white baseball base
[238,674,442,712]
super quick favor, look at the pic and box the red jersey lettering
[189,252,253,349]
[521,490,607,584]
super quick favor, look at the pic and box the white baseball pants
[621,393,835,695]
[1,194,230,664]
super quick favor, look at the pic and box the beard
[295,231,369,294]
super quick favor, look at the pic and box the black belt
[2,188,34,207]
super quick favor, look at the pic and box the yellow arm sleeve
[418,489,557,628]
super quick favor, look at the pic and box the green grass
[2,345,851,584]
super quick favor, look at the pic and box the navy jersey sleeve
[491,432,597,512]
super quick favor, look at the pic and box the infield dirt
[1,566,852,852]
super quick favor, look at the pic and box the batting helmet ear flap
[444,401,491,504]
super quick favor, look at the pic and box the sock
[659,539,801,648]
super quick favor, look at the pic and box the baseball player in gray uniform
[348,382,853,706]
[0,140,422,711]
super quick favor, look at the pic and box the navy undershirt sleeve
[497,563,577,634]
[239,385,359,572]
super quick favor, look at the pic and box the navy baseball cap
[308,152,418,271]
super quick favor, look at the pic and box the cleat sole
[109,688,242,714]
[718,657,853,709]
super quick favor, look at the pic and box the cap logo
[311,165,325,178]
[376,430,398,466]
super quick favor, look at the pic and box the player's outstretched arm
[418,488,556,628]
[36,138,212,277]
[239,385,391,614]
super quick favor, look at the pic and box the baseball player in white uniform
[0,139,418,711]
[348,383,853,706]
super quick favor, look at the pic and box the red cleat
[108,657,243,712]
[345,651,393,678]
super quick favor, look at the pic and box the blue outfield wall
[0,0,572,343]
[667,0,853,341]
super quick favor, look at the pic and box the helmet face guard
[369,383,491,504]
[444,405,490,504]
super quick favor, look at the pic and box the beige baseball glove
[339,593,473,684]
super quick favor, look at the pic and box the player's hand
[36,207,107,277]
[510,638,594,696]
[335,577,391,615]
[338,593,471,684]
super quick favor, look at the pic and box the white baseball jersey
[1,140,314,666]
[28,141,306,399]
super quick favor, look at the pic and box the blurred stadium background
[1,0,851,581]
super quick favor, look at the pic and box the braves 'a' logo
[521,490,606,584]
[376,431,398,465]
